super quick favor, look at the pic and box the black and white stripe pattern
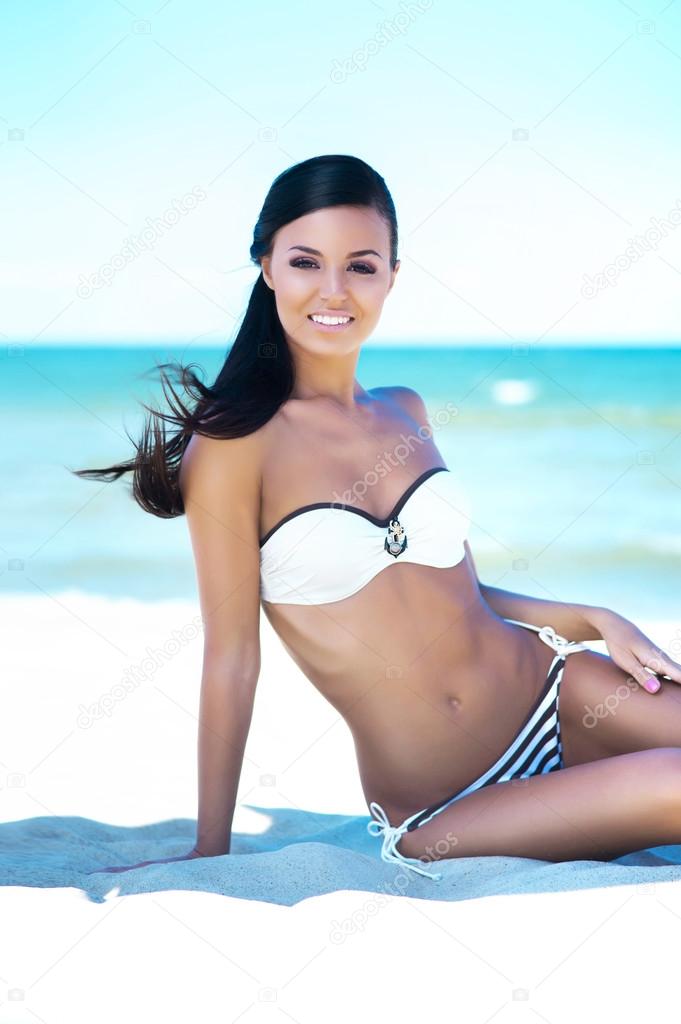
[405,652,566,834]
[366,618,589,884]
[366,619,590,880]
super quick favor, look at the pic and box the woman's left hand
[596,611,681,693]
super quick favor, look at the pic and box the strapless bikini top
[259,465,472,606]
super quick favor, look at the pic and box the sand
[2,592,680,1022]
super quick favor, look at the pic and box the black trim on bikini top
[259,465,450,548]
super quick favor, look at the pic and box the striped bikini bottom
[367,619,590,881]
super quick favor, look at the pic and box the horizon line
[3,338,681,349]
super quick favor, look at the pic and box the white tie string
[366,621,587,880]
[367,801,443,881]
[537,624,589,657]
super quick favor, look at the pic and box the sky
[2,0,681,345]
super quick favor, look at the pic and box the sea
[2,343,679,623]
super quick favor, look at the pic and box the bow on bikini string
[367,801,443,881]
[537,625,589,657]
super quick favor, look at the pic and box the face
[260,204,400,353]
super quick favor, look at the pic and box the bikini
[259,465,589,880]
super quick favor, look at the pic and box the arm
[479,582,611,641]
[464,541,612,642]
[180,428,264,857]
[386,386,679,681]
[470,544,681,684]
[89,429,264,874]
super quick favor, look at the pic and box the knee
[643,747,681,812]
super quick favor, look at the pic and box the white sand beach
[2,592,681,1022]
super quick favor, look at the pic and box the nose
[319,267,349,302]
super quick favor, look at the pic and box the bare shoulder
[372,385,429,428]
[179,425,266,508]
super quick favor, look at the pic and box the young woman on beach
[79,153,681,881]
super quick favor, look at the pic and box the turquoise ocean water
[2,344,679,622]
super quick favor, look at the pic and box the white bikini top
[259,465,472,605]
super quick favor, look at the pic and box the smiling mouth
[307,315,355,326]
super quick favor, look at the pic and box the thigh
[558,649,681,766]
[398,747,681,865]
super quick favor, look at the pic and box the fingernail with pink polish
[644,677,660,693]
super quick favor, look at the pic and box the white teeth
[310,314,351,325]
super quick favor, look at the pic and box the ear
[261,255,274,290]
[387,259,401,293]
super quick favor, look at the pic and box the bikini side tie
[367,801,443,881]
[536,624,589,657]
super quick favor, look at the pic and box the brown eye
[290,258,375,274]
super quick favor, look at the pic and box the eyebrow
[287,245,383,260]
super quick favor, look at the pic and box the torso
[257,387,557,822]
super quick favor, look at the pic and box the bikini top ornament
[385,516,407,558]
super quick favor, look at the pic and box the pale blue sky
[2,0,681,344]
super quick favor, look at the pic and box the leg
[504,617,681,765]
[368,621,681,879]
[398,746,681,867]
[558,647,681,766]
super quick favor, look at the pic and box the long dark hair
[71,153,399,518]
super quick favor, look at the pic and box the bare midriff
[258,391,558,826]
[261,558,557,825]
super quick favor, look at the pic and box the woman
[80,154,681,882]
